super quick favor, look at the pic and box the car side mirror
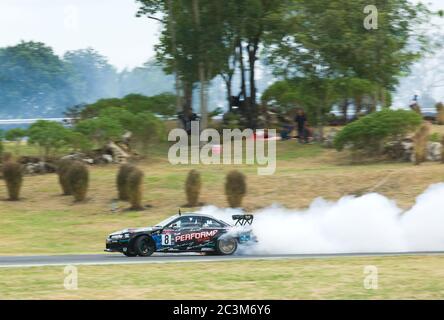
[171,223,179,229]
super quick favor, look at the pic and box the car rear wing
[232,215,254,226]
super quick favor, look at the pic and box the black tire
[134,235,156,257]
[215,238,238,255]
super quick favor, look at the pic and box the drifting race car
[105,212,255,257]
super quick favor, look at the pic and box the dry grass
[1,255,444,299]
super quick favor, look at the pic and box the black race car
[105,212,255,257]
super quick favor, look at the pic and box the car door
[161,216,203,250]
[200,217,225,246]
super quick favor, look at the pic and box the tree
[5,128,27,155]
[27,121,69,157]
[0,41,75,117]
[266,0,435,122]
[63,48,119,104]
[75,117,124,146]
[334,109,422,154]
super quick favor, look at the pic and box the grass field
[1,134,444,299]
[1,255,444,299]
[1,138,444,255]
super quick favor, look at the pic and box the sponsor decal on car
[175,230,218,243]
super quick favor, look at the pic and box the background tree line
[0,41,174,118]
[135,0,441,132]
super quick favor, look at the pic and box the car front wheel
[216,238,238,255]
[123,251,137,257]
[134,236,156,257]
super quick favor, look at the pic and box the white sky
[0,0,442,72]
[0,0,160,71]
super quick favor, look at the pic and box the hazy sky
[0,0,160,70]
[0,0,442,72]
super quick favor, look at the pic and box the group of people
[281,109,311,143]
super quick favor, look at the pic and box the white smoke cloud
[200,183,444,254]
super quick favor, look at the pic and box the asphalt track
[1,251,444,268]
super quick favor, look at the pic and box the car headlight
[123,233,130,239]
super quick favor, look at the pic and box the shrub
[57,159,74,195]
[334,109,422,154]
[67,162,89,202]
[225,170,247,208]
[436,103,444,125]
[5,128,27,155]
[413,123,431,165]
[127,168,144,210]
[27,120,69,157]
[185,170,201,207]
[2,160,23,201]
[116,164,136,201]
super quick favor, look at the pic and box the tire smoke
[200,183,444,254]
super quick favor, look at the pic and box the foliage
[0,41,74,118]
[64,131,93,152]
[75,117,124,146]
[185,170,201,207]
[127,167,144,210]
[57,159,74,196]
[67,162,89,202]
[5,128,27,142]
[63,48,118,104]
[334,110,422,153]
[27,120,70,157]
[2,160,23,201]
[225,170,247,208]
[116,164,136,201]
[75,104,165,152]
[78,93,177,120]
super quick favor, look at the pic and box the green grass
[1,255,444,299]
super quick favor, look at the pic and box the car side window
[167,216,202,229]
[202,218,223,228]
[180,216,203,229]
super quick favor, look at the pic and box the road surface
[1,252,444,268]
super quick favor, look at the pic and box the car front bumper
[105,239,130,253]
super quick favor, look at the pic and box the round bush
[2,160,23,201]
[225,170,247,208]
[334,109,422,153]
[185,170,201,207]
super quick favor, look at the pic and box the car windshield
[154,215,179,227]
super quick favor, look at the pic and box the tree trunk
[222,74,233,112]
[238,40,247,104]
[354,95,363,118]
[247,38,260,129]
[167,0,182,128]
[341,99,349,124]
[192,0,207,130]
[183,82,193,116]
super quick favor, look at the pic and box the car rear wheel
[134,235,156,257]
[216,238,238,255]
